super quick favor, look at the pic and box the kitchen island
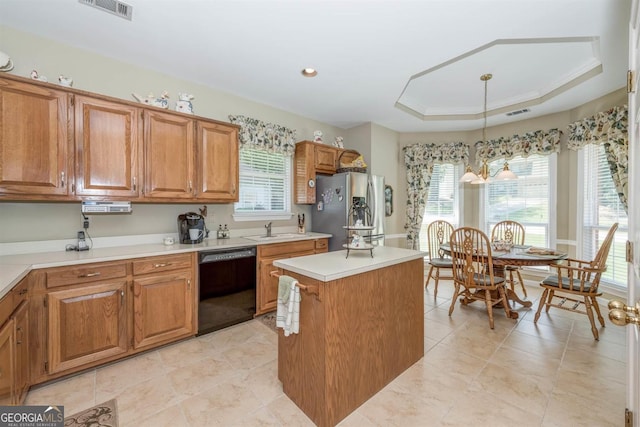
[273,246,425,427]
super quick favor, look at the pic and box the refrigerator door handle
[368,179,376,226]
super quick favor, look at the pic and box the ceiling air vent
[79,0,133,21]
[506,108,531,117]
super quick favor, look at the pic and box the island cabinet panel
[0,78,71,198]
[278,258,424,427]
[195,121,239,201]
[132,254,195,350]
[74,95,141,198]
[47,280,129,374]
[143,110,194,199]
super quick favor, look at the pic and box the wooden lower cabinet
[0,319,14,405]
[47,281,129,374]
[0,277,29,405]
[256,239,328,315]
[132,259,194,350]
[28,253,196,385]
[13,302,29,404]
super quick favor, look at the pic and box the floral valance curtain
[474,128,562,165]
[567,105,628,213]
[228,115,297,156]
[403,141,469,250]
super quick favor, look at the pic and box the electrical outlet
[83,218,90,229]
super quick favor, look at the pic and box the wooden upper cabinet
[143,110,194,199]
[195,120,239,201]
[0,78,71,198]
[74,95,141,198]
[314,145,337,174]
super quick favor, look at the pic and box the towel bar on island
[269,270,320,298]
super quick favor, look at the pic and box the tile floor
[26,279,627,426]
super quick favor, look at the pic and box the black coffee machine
[177,212,206,244]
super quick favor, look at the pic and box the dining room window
[419,163,462,249]
[481,153,556,248]
[233,148,292,220]
[579,144,628,288]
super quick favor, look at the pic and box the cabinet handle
[79,272,101,278]
[61,171,65,188]
[232,183,236,194]
[133,176,137,191]
[121,290,124,300]
[154,263,171,268]
[189,180,193,193]
[187,279,191,290]
[18,289,27,295]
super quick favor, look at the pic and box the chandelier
[460,74,517,184]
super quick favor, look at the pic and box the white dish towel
[276,275,301,336]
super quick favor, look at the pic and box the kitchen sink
[243,233,307,241]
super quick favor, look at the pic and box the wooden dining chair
[534,222,618,340]
[425,220,454,297]
[491,220,527,298]
[448,227,515,329]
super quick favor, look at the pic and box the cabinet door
[314,145,337,174]
[143,110,194,199]
[133,270,193,350]
[195,121,238,201]
[12,302,28,404]
[0,319,14,405]
[257,257,279,315]
[74,95,141,197]
[0,79,70,197]
[47,281,128,374]
[257,248,316,315]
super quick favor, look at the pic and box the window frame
[419,162,464,250]
[232,147,293,222]
[576,145,628,290]
[479,153,557,250]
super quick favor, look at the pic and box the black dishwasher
[197,246,257,336]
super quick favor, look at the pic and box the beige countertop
[0,232,331,299]
[273,246,426,282]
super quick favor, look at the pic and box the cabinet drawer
[315,239,328,251]
[259,240,316,258]
[46,262,127,289]
[132,254,193,276]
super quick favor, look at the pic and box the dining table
[440,243,568,308]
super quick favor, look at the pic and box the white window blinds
[420,163,461,249]
[234,148,291,216]
[581,144,627,288]
[484,154,553,248]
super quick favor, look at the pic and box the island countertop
[273,246,426,282]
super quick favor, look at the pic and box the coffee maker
[177,212,206,244]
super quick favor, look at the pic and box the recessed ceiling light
[301,68,318,77]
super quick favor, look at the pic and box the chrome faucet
[265,222,272,237]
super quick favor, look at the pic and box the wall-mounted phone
[77,231,89,251]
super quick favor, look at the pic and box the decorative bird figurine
[58,75,73,87]
[30,70,48,82]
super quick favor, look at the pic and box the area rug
[64,399,118,427]
[257,312,277,332]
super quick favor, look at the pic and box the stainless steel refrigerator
[311,172,385,252]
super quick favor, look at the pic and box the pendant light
[460,74,517,184]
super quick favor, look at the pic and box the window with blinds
[234,148,291,218]
[580,144,628,288]
[483,154,554,248]
[419,163,462,250]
